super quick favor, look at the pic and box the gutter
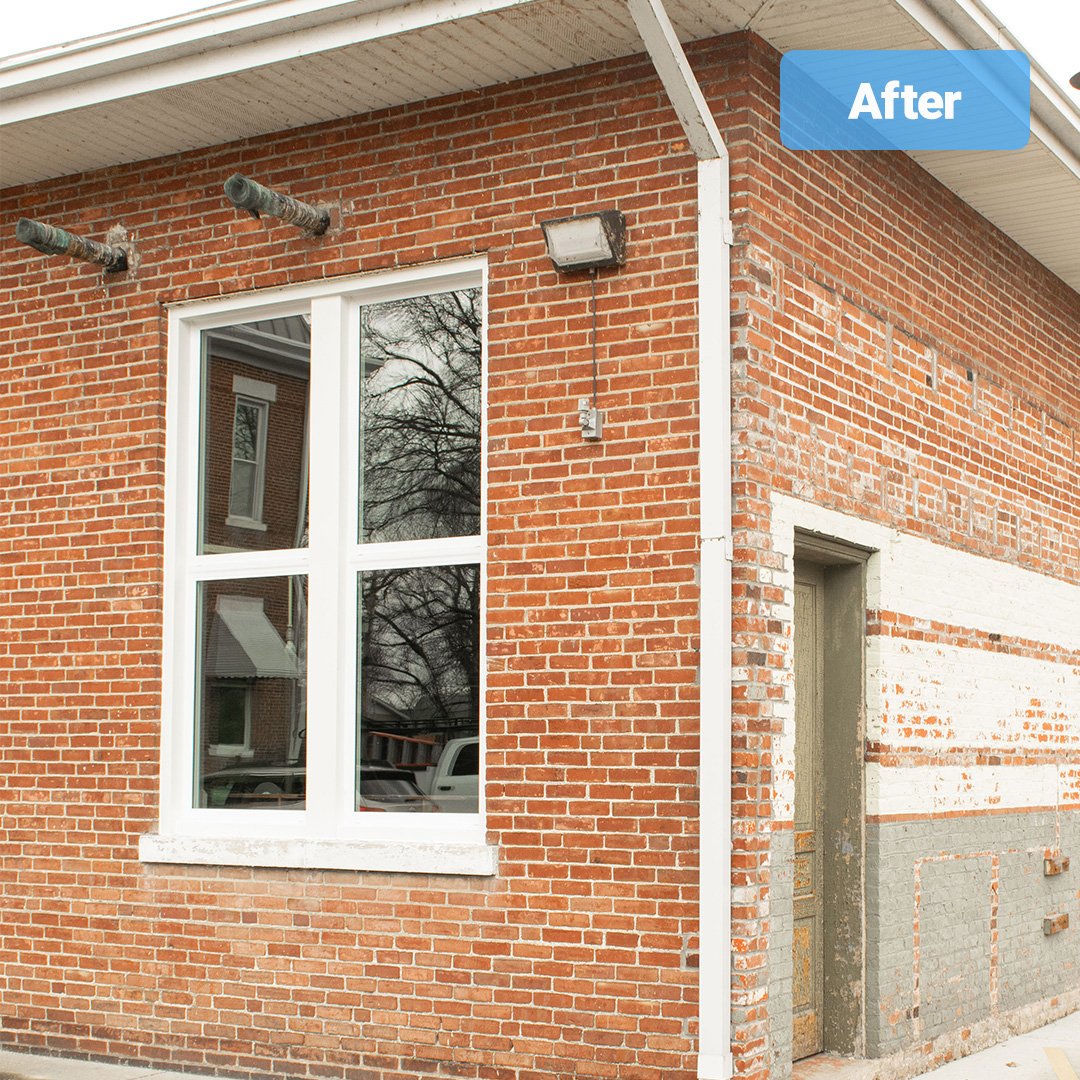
[895,0,1080,179]
[625,3,733,1077]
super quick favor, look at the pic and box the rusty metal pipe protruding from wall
[223,174,330,236]
[16,218,128,272]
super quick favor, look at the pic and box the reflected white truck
[418,736,479,813]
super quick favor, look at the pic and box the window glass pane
[215,685,248,746]
[356,564,479,813]
[359,289,481,543]
[200,316,310,553]
[196,575,308,810]
[232,401,260,460]
[228,459,257,518]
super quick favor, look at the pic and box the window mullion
[162,313,200,833]
[305,295,351,836]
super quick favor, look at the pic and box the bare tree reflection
[360,289,481,543]
[360,564,479,735]
[357,289,482,767]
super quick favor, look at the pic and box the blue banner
[780,50,1030,151]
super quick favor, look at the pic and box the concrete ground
[793,1013,1080,1080]
[921,1012,1080,1080]
[0,1052,218,1080]
[0,1014,1077,1080]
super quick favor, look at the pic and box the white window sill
[139,833,498,876]
[225,515,268,531]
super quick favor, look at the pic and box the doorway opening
[792,534,868,1062]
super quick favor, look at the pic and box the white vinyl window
[142,261,495,875]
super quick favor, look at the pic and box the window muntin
[160,263,486,864]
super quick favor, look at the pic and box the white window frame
[141,259,495,875]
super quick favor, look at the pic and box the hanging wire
[590,267,599,408]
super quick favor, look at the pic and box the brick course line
[866,745,1073,767]
[867,806,1063,824]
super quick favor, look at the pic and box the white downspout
[624,3,733,1078]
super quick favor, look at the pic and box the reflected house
[198,317,311,778]
[201,594,300,766]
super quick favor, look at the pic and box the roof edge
[896,0,1080,174]
[0,0,541,112]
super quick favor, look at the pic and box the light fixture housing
[541,210,626,272]
[1071,70,1080,90]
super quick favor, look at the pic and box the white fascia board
[0,0,361,83]
[895,0,1080,183]
[0,0,540,124]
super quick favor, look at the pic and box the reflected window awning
[206,595,298,679]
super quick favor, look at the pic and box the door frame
[793,532,870,1060]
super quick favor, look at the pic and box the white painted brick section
[773,495,1080,649]
[771,496,1080,820]
[866,636,1079,749]
[875,537,1080,652]
[866,764,1059,818]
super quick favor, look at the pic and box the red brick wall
[0,30,1077,1080]
[713,33,1080,1079]
[0,44,706,1080]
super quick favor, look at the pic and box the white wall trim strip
[773,495,1080,650]
[866,763,1060,819]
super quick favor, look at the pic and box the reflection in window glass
[229,399,264,518]
[200,316,310,554]
[356,564,479,813]
[359,289,481,544]
[213,683,250,748]
[450,739,479,777]
[195,575,308,810]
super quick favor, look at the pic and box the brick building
[0,1,1077,1079]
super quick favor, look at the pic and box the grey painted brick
[768,826,795,1079]
[763,810,1078,1068]
[864,811,1079,1058]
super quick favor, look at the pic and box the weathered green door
[793,562,824,1060]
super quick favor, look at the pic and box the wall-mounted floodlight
[224,173,330,236]
[540,210,626,272]
[16,217,128,272]
[539,210,628,441]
